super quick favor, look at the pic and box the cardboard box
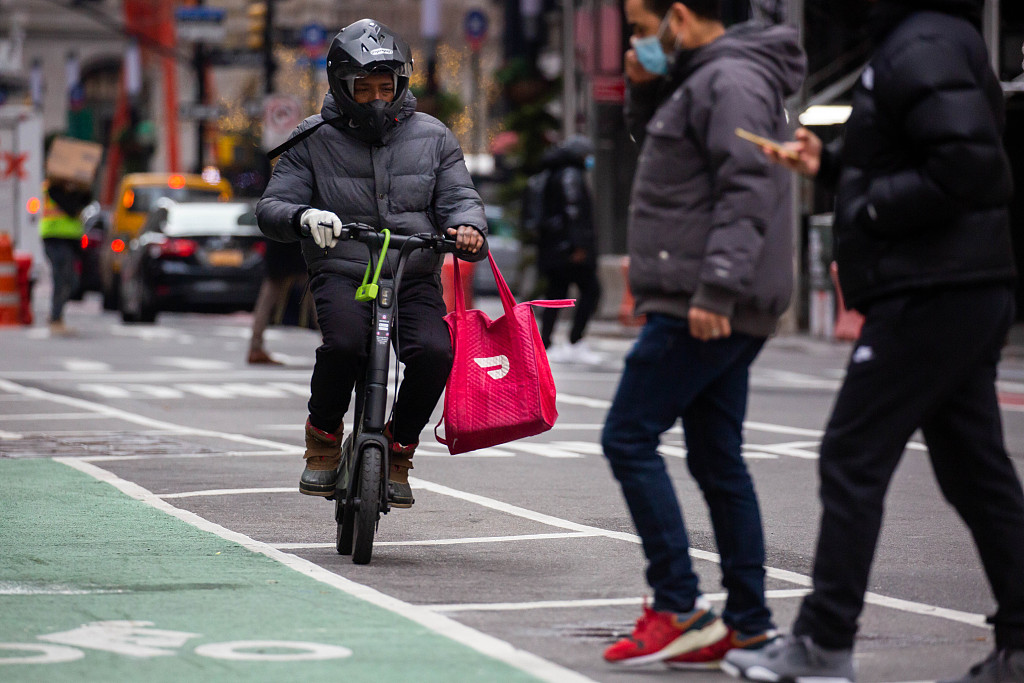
[45,137,103,187]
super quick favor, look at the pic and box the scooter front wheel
[351,443,383,565]
[336,436,355,555]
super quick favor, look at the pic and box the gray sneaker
[941,649,1024,683]
[721,634,855,682]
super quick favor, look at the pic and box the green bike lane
[1,457,593,682]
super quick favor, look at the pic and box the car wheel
[138,285,158,324]
[102,281,120,311]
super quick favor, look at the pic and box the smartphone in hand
[735,128,799,161]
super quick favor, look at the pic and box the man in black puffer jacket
[257,19,488,507]
[724,1,1024,681]
[533,135,602,363]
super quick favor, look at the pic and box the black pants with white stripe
[794,285,1024,651]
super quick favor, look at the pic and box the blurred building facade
[0,0,505,199]
[2,0,1022,320]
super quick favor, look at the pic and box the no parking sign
[261,95,304,151]
[464,9,488,52]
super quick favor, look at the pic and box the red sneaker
[665,627,779,669]
[603,598,727,666]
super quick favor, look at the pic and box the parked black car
[118,200,265,323]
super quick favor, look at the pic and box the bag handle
[452,253,516,316]
[452,254,575,316]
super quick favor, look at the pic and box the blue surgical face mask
[584,155,595,170]
[632,12,673,75]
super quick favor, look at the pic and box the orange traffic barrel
[15,252,32,325]
[0,233,19,325]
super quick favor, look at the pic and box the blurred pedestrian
[600,0,805,669]
[40,178,92,336]
[723,1,1024,682]
[248,239,311,365]
[529,135,603,365]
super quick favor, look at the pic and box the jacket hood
[541,134,595,170]
[879,0,982,20]
[868,0,983,38]
[677,22,805,99]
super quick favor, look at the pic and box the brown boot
[389,453,415,508]
[300,419,342,496]
[248,348,283,365]
[385,421,416,508]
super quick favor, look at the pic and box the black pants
[794,285,1024,651]
[540,263,601,347]
[307,272,453,446]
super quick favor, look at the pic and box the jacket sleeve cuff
[691,283,737,318]
[291,205,313,236]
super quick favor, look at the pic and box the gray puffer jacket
[625,22,806,336]
[256,93,487,280]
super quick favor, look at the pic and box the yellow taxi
[100,172,233,310]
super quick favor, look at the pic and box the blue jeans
[601,313,772,633]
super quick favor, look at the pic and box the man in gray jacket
[256,19,487,507]
[600,0,805,668]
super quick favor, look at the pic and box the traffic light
[246,2,267,50]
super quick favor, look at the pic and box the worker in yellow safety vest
[40,178,92,336]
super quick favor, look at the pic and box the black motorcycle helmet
[326,19,414,143]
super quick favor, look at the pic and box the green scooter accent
[355,229,391,301]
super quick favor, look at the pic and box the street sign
[206,49,263,68]
[591,75,625,104]
[301,23,328,59]
[464,9,488,52]
[262,95,304,151]
[175,7,227,43]
[179,102,226,122]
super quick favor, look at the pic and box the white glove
[300,208,342,249]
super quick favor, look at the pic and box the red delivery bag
[435,254,574,454]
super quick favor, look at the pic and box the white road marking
[172,384,238,399]
[0,379,295,454]
[753,368,841,390]
[415,447,515,457]
[0,582,126,595]
[272,532,601,550]
[80,449,305,463]
[659,444,687,458]
[266,382,311,396]
[410,477,989,629]
[3,378,987,634]
[0,430,23,439]
[134,385,185,399]
[110,327,193,342]
[426,589,813,613]
[160,487,294,499]
[505,442,584,459]
[78,384,133,399]
[61,360,112,373]
[0,412,102,421]
[55,458,597,683]
[154,357,232,370]
[753,441,821,460]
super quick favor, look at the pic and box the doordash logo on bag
[473,355,509,380]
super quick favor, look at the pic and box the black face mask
[345,99,397,145]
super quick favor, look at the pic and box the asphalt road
[3,293,1024,682]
